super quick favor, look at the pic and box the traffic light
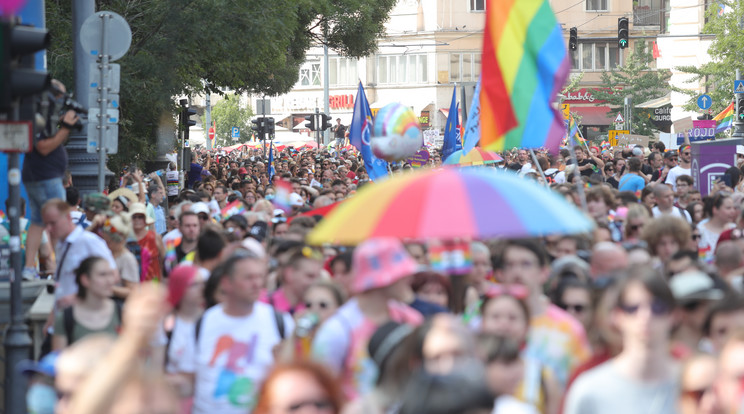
[737,96,744,122]
[617,17,629,49]
[569,27,578,51]
[251,117,264,135]
[305,114,316,131]
[319,113,332,131]
[265,117,275,137]
[181,104,196,143]
[0,21,51,111]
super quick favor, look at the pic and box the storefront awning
[637,93,671,109]
[572,106,614,126]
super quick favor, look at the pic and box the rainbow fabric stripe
[480,0,570,153]
[714,102,734,133]
[273,179,293,213]
[567,114,585,143]
[221,200,246,222]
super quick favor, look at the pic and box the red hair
[253,360,344,414]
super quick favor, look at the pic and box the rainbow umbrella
[443,147,504,166]
[307,167,593,245]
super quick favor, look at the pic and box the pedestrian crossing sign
[735,80,744,94]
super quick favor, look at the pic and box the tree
[588,41,671,136]
[211,95,254,147]
[45,0,397,171]
[677,2,742,116]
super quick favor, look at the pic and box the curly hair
[641,216,691,256]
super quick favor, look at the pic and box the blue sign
[231,127,239,139]
[697,94,712,110]
[676,127,716,144]
[735,80,744,94]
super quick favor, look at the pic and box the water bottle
[296,313,320,338]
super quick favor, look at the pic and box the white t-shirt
[189,303,294,414]
[162,229,182,245]
[652,206,692,223]
[115,249,140,284]
[665,166,691,192]
[493,395,539,414]
[153,316,197,374]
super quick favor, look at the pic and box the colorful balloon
[370,103,423,162]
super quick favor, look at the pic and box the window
[586,0,607,11]
[571,42,622,71]
[449,52,482,83]
[376,54,428,85]
[329,58,358,87]
[634,0,662,26]
[299,63,320,86]
[470,0,485,11]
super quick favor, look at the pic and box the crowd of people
[12,140,744,414]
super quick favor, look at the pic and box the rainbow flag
[480,0,569,153]
[221,200,246,222]
[714,102,734,133]
[273,179,293,213]
[566,114,584,143]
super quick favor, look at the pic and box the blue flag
[442,86,462,161]
[350,81,388,181]
[462,76,482,153]
[268,145,275,181]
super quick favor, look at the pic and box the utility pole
[315,107,321,148]
[323,23,330,146]
[624,96,633,134]
[734,69,744,138]
[205,92,211,151]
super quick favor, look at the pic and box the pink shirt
[258,288,306,315]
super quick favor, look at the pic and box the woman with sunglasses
[565,265,679,414]
[698,193,737,264]
[478,286,559,414]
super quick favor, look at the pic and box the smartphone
[723,173,733,188]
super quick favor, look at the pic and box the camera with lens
[56,94,87,132]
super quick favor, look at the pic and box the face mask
[26,382,57,414]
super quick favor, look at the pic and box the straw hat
[108,187,138,209]
[128,202,154,224]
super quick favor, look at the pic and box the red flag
[652,41,661,59]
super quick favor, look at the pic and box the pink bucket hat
[351,238,418,294]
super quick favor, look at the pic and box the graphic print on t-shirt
[209,333,259,408]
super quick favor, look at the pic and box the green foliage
[45,0,396,171]
[210,95,254,147]
[589,41,671,136]
[677,1,742,115]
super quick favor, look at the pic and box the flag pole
[529,149,548,185]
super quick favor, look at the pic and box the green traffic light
[619,39,627,46]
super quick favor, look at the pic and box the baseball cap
[84,192,111,212]
[351,238,418,294]
[17,351,59,377]
[664,150,678,159]
[167,265,199,307]
[289,193,304,207]
[191,202,210,215]
[670,270,724,303]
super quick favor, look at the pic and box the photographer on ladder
[21,79,81,280]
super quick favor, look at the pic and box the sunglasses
[683,152,690,156]
[682,301,702,312]
[169,216,176,220]
[629,224,643,231]
[560,303,587,313]
[305,301,329,309]
[198,214,209,220]
[286,399,333,412]
[692,234,702,240]
[619,299,671,316]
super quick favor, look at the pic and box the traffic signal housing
[617,17,629,49]
[181,105,196,143]
[569,27,578,51]
[737,96,744,123]
[305,114,316,131]
[319,113,332,131]
[265,117,275,137]
[251,117,264,140]
[1,21,51,111]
